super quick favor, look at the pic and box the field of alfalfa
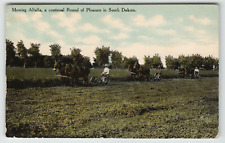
[6,68,219,138]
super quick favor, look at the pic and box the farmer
[100,64,110,83]
[194,67,200,76]
[101,64,110,77]
[156,65,161,75]
[154,65,161,76]
[154,65,161,80]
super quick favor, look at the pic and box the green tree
[28,43,41,67]
[122,57,128,68]
[43,56,54,68]
[178,55,188,68]
[61,55,73,65]
[123,56,139,69]
[50,44,61,61]
[165,55,180,69]
[144,55,153,68]
[111,50,123,69]
[94,46,111,67]
[204,56,216,70]
[83,56,92,68]
[71,48,92,68]
[71,48,83,66]
[152,54,163,68]
[17,40,28,68]
[214,58,219,70]
[6,39,16,67]
[165,55,174,69]
[92,57,98,67]
[177,54,205,70]
[144,54,162,68]
[189,54,204,69]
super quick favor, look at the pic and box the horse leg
[84,75,89,85]
[61,77,66,86]
[75,77,80,86]
[70,77,74,87]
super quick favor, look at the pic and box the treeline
[165,54,219,70]
[6,39,219,70]
[6,39,92,68]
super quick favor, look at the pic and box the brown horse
[138,66,150,81]
[177,66,194,78]
[54,61,90,86]
[128,65,150,81]
[185,67,194,78]
[178,67,185,78]
[128,64,139,78]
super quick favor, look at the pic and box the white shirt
[102,67,109,75]
[194,68,199,73]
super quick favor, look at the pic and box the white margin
[1,0,224,143]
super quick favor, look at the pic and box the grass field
[6,67,219,88]
[6,68,219,138]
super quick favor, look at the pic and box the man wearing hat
[194,67,200,77]
[101,64,110,83]
[102,64,110,76]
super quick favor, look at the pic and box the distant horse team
[178,66,201,79]
[128,65,201,81]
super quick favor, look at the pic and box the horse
[138,66,150,81]
[178,67,185,78]
[53,61,66,76]
[128,65,150,81]
[54,61,90,86]
[128,65,139,78]
[53,61,69,84]
[185,67,194,79]
[177,67,194,79]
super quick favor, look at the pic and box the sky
[6,4,219,66]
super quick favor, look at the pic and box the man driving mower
[194,67,201,79]
[101,64,110,84]
[154,65,161,81]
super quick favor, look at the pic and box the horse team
[178,67,201,79]
[53,61,90,86]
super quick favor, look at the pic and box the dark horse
[139,66,150,81]
[185,67,194,78]
[178,67,185,78]
[128,64,139,78]
[128,65,150,81]
[178,67,194,78]
[54,61,90,86]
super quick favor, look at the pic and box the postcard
[5,3,219,138]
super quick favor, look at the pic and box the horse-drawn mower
[90,74,110,85]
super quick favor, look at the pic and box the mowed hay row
[6,77,218,138]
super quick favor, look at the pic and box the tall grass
[6,68,61,88]
[6,67,58,80]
